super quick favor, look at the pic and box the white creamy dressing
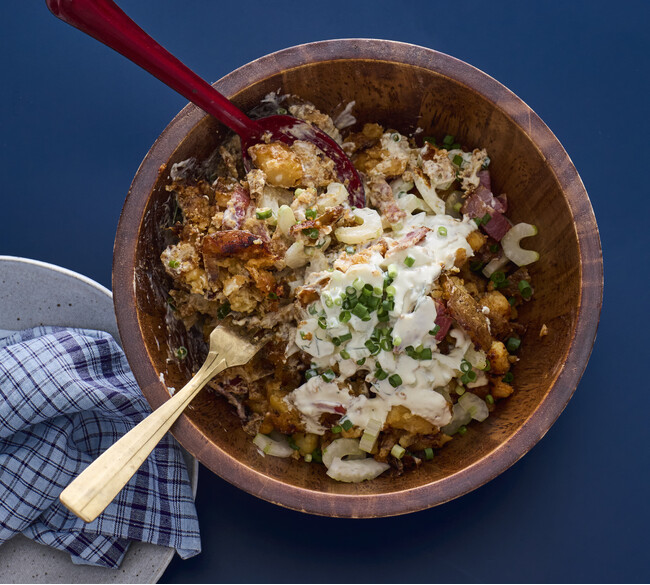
[286,206,478,435]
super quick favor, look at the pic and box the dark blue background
[2,1,648,583]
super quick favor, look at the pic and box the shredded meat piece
[442,277,493,351]
[366,177,407,225]
[222,184,251,229]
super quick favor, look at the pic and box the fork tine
[208,326,264,367]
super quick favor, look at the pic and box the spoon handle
[59,350,228,523]
[45,0,261,138]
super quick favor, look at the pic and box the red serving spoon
[46,0,365,206]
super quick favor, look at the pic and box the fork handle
[59,352,227,523]
[45,0,262,138]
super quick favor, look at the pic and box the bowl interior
[115,42,599,516]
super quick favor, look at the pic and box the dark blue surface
[1,1,648,582]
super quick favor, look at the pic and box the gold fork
[59,326,264,522]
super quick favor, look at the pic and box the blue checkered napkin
[0,326,201,569]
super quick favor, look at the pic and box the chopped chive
[268,292,278,300]
[386,285,396,297]
[393,336,402,347]
[424,447,434,460]
[391,132,400,142]
[443,134,454,145]
[331,425,342,433]
[482,156,491,169]
[168,259,180,269]
[175,346,187,360]
[352,304,369,319]
[377,312,390,322]
[373,286,383,296]
[305,368,318,380]
[366,296,380,310]
[308,304,318,315]
[502,371,514,383]
[456,384,466,395]
[518,279,533,300]
[353,278,365,291]
[324,297,334,308]
[419,347,432,360]
[429,325,441,336]
[363,283,374,293]
[256,207,273,220]
[423,136,436,145]
[345,286,356,296]
[345,245,355,254]
[311,449,323,463]
[387,264,398,278]
[342,419,354,431]
[460,359,472,373]
[451,142,461,150]
[391,444,406,459]
[375,368,388,380]
[318,316,327,329]
[299,331,308,340]
[303,227,320,240]
[380,339,393,352]
[217,302,231,319]
[453,202,463,212]
[404,255,415,267]
[437,226,448,237]
[305,208,317,219]
[321,369,336,382]
[334,296,343,306]
[339,310,351,323]
[458,425,468,435]
[277,107,288,115]
[388,374,402,388]
[506,337,521,352]
[340,349,351,360]
[304,453,313,463]
[486,394,495,405]
[356,357,366,365]
[453,154,463,166]
[470,260,485,272]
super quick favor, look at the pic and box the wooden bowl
[113,39,603,517]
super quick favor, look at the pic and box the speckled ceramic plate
[0,256,198,584]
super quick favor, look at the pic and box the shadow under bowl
[113,39,603,518]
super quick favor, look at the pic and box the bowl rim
[113,38,603,517]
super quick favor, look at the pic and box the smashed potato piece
[487,340,510,375]
[248,142,303,188]
[386,405,437,435]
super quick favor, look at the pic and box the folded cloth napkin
[0,326,201,569]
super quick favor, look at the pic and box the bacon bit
[478,169,491,191]
[462,185,511,241]
[312,401,347,415]
[222,184,251,229]
[433,299,453,341]
[482,211,511,241]
[386,226,430,257]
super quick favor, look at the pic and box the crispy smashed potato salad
[162,95,539,483]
